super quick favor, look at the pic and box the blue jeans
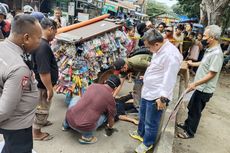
[64,96,107,138]
[138,98,163,147]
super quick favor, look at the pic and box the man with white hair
[177,25,224,139]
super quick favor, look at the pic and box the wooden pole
[57,14,110,34]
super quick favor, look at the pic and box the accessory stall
[53,19,129,101]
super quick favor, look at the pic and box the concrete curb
[153,101,176,153]
[153,79,182,153]
[153,78,193,153]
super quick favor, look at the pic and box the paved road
[1,81,141,153]
[173,74,230,153]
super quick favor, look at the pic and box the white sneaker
[135,143,153,153]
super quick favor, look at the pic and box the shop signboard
[78,12,90,21]
[68,2,75,16]
[102,3,118,14]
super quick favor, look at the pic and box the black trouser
[184,90,213,136]
[0,127,33,153]
[133,79,143,106]
[115,93,137,121]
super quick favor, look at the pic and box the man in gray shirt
[177,25,223,139]
[0,14,42,153]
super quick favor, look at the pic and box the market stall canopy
[153,13,179,24]
[138,0,145,4]
[135,12,148,17]
[193,23,204,28]
[105,0,136,11]
[178,15,199,23]
[155,13,179,20]
[56,20,121,43]
[117,0,136,10]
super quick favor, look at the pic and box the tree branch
[214,0,230,12]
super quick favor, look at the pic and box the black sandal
[176,122,186,130]
[177,131,194,139]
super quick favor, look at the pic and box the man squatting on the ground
[63,75,121,144]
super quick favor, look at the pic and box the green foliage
[146,0,171,17]
[222,6,230,33]
[171,4,184,15]
[173,0,202,17]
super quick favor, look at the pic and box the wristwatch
[160,96,170,106]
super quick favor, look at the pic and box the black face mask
[201,39,209,48]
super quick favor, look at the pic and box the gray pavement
[2,74,230,153]
[1,81,140,153]
[173,74,230,153]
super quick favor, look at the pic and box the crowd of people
[0,2,229,153]
[122,20,230,74]
[0,3,67,39]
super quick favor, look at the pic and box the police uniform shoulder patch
[21,76,31,91]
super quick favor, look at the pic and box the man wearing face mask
[32,18,58,141]
[129,29,183,153]
[177,25,224,139]
[0,14,42,153]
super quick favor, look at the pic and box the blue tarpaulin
[178,15,198,23]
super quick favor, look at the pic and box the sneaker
[135,143,153,153]
[129,130,143,142]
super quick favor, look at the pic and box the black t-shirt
[221,44,229,52]
[32,38,58,89]
[137,23,146,47]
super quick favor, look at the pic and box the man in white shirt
[130,29,183,153]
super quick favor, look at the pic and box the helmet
[0,3,7,17]
[23,5,34,14]
[0,3,9,13]
[31,12,45,22]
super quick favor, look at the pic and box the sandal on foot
[42,121,53,127]
[79,136,98,144]
[132,119,139,125]
[177,131,194,139]
[34,133,53,141]
[176,122,186,130]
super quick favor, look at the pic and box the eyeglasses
[166,30,172,32]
